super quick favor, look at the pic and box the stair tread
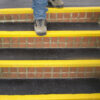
[0,48,100,60]
[0,23,100,31]
[0,0,99,8]
[0,79,100,95]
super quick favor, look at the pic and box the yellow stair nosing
[0,60,100,67]
[0,7,100,14]
[0,93,100,100]
[0,30,100,37]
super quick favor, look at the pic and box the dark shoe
[48,0,64,8]
[34,19,47,36]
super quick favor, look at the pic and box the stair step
[0,23,100,37]
[0,7,100,23]
[0,79,100,100]
[0,48,100,67]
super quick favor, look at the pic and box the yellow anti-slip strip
[0,7,100,14]
[0,31,100,37]
[0,94,100,100]
[0,60,100,67]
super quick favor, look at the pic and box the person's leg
[48,0,64,7]
[32,0,48,36]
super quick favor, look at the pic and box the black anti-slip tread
[0,48,100,60]
[0,79,100,95]
[0,0,99,8]
[0,23,100,31]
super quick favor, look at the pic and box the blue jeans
[32,0,48,20]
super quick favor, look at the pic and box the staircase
[0,0,100,100]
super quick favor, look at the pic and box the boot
[34,19,47,36]
[48,0,64,7]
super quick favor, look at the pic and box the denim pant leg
[32,0,48,20]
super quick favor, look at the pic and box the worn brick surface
[0,67,100,79]
[0,12,99,23]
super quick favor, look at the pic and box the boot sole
[48,2,64,8]
[36,32,47,36]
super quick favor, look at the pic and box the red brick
[78,67,85,72]
[58,43,66,48]
[3,44,10,48]
[27,44,34,48]
[35,73,43,78]
[70,68,77,72]
[74,43,80,48]
[27,14,33,20]
[35,43,43,48]
[64,19,70,22]
[4,38,10,43]
[2,68,8,72]
[64,13,71,18]
[72,13,78,18]
[53,73,60,78]
[62,68,69,72]
[51,43,58,48]
[95,73,100,78]
[12,38,19,43]
[28,73,34,78]
[44,68,51,72]
[19,37,26,43]
[0,15,4,20]
[95,67,100,72]
[51,37,58,42]
[83,37,89,42]
[81,43,89,47]
[2,73,9,78]
[77,73,84,78]
[50,13,56,19]
[58,13,63,18]
[86,68,93,72]
[78,19,86,23]
[12,14,18,20]
[87,12,93,18]
[67,43,73,48]
[11,44,19,48]
[36,37,43,42]
[67,37,74,42]
[19,74,26,78]
[53,68,61,72]
[79,13,85,18]
[28,68,35,72]
[59,37,66,42]
[5,15,12,20]
[27,38,35,42]
[94,12,100,18]
[70,73,77,78]
[85,73,94,78]
[71,19,78,22]
[9,73,17,78]
[10,68,17,72]
[62,73,68,78]
[44,73,51,78]
[43,37,50,42]
[19,44,26,48]
[43,43,50,48]
[19,68,26,72]
[36,68,44,72]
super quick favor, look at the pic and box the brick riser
[0,12,100,23]
[0,67,100,79]
[0,37,100,48]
